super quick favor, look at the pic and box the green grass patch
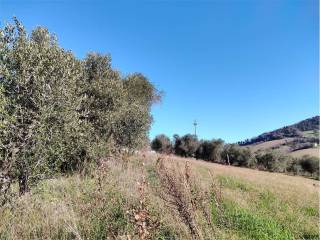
[145,164,160,188]
[257,191,277,209]
[86,193,133,239]
[220,201,294,240]
[217,175,254,192]
[301,206,319,217]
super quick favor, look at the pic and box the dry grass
[160,154,319,206]
[154,157,221,239]
[247,138,294,152]
[145,153,320,239]
[244,135,320,158]
[0,152,319,239]
[289,147,320,158]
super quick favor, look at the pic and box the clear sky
[0,0,318,143]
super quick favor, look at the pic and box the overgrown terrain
[0,153,319,239]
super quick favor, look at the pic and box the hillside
[239,116,319,157]
[289,147,320,158]
[0,153,319,239]
[239,116,319,145]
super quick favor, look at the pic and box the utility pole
[193,120,198,137]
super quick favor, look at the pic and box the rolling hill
[239,116,319,157]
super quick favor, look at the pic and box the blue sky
[0,0,318,143]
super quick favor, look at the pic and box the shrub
[173,134,199,158]
[151,134,172,154]
[221,144,254,167]
[155,158,219,239]
[255,151,291,172]
[288,155,320,179]
[195,139,224,162]
[298,155,319,175]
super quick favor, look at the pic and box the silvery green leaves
[0,18,161,196]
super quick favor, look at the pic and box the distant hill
[239,116,319,157]
[293,116,320,131]
[239,116,319,145]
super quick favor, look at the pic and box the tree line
[151,134,319,179]
[0,18,161,198]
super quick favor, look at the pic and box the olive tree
[151,134,172,154]
[196,139,224,162]
[173,134,199,158]
[80,54,160,153]
[0,18,161,196]
[0,19,85,194]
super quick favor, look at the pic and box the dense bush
[173,134,199,158]
[221,144,255,167]
[255,151,292,172]
[298,156,319,174]
[289,155,320,178]
[0,19,160,195]
[151,134,172,154]
[195,139,224,162]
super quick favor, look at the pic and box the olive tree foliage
[255,151,292,172]
[80,53,124,157]
[121,73,162,148]
[173,134,199,158]
[196,139,224,162]
[221,144,255,167]
[0,19,85,194]
[80,54,161,152]
[123,73,162,108]
[289,155,320,179]
[151,134,172,154]
[0,19,160,196]
[0,85,15,203]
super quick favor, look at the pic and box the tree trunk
[18,170,29,195]
[227,153,231,166]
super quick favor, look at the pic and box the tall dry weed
[155,157,221,240]
[127,166,160,240]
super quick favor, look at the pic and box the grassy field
[246,135,319,158]
[0,153,319,240]
[247,138,293,152]
[289,147,320,158]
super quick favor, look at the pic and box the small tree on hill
[196,139,224,162]
[151,134,172,154]
[221,144,255,167]
[173,134,199,158]
[255,151,291,172]
[298,155,319,175]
